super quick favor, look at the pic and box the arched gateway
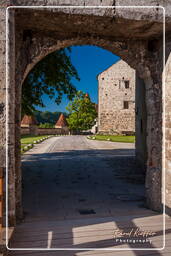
[0,0,171,227]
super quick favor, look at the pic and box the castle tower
[21,115,37,127]
[98,59,135,135]
[21,114,38,135]
[55,114,68,128]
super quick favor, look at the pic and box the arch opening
[14,46,146,238]
[13,39,161,224]
[5,7,165,249]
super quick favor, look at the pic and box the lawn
[88,134,135,143]
[20,135,52,151]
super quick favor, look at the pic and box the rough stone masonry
[0,0,171,227]
[98,60,135,135]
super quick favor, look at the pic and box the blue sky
[36,45,120,112]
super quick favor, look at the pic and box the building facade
[21,114,38,135]
[98,60,135,135]
[1,2,169,230]
[55,113,69,133]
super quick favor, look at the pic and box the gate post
[0,168,3,229]
[6,6,16,227]
[0,5,8,229]
[165,50,171,215]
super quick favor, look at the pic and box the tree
[66,91,97,132]
[22,48,80,116]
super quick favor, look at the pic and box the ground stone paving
[8,136,166,254]
[21,136,142,221]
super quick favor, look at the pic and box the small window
[123,101,129,109]
[124,80,129,89]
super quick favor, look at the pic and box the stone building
[1,1,171,232]
[98,60,135,135]
[55,113,69,133]
[21,114,38,127]
[21,114,38,135]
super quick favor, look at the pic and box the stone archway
[2,2,169,226]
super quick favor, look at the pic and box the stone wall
[20,127,30,135]
[36,127,69,135]
[0,7,6,228]
[21,127,69,135]
[0,0,170,227]
[98,60,135,134]
[135,75,147,172]
[165,50,171,216]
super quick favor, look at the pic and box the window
[124,80,129,89]
[123,101,129,109]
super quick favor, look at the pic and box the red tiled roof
[21,115,37,126]
[55,114,68,127]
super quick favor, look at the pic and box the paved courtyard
[8,136,170,255]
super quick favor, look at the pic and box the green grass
[88,134,135,143]
[21,135,50,145]
[20,135,53,152]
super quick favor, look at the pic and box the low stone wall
[38,128,69,135]
[21,127,69,135]
[20,127,30,135]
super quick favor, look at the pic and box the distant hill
[33,110,68,125]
